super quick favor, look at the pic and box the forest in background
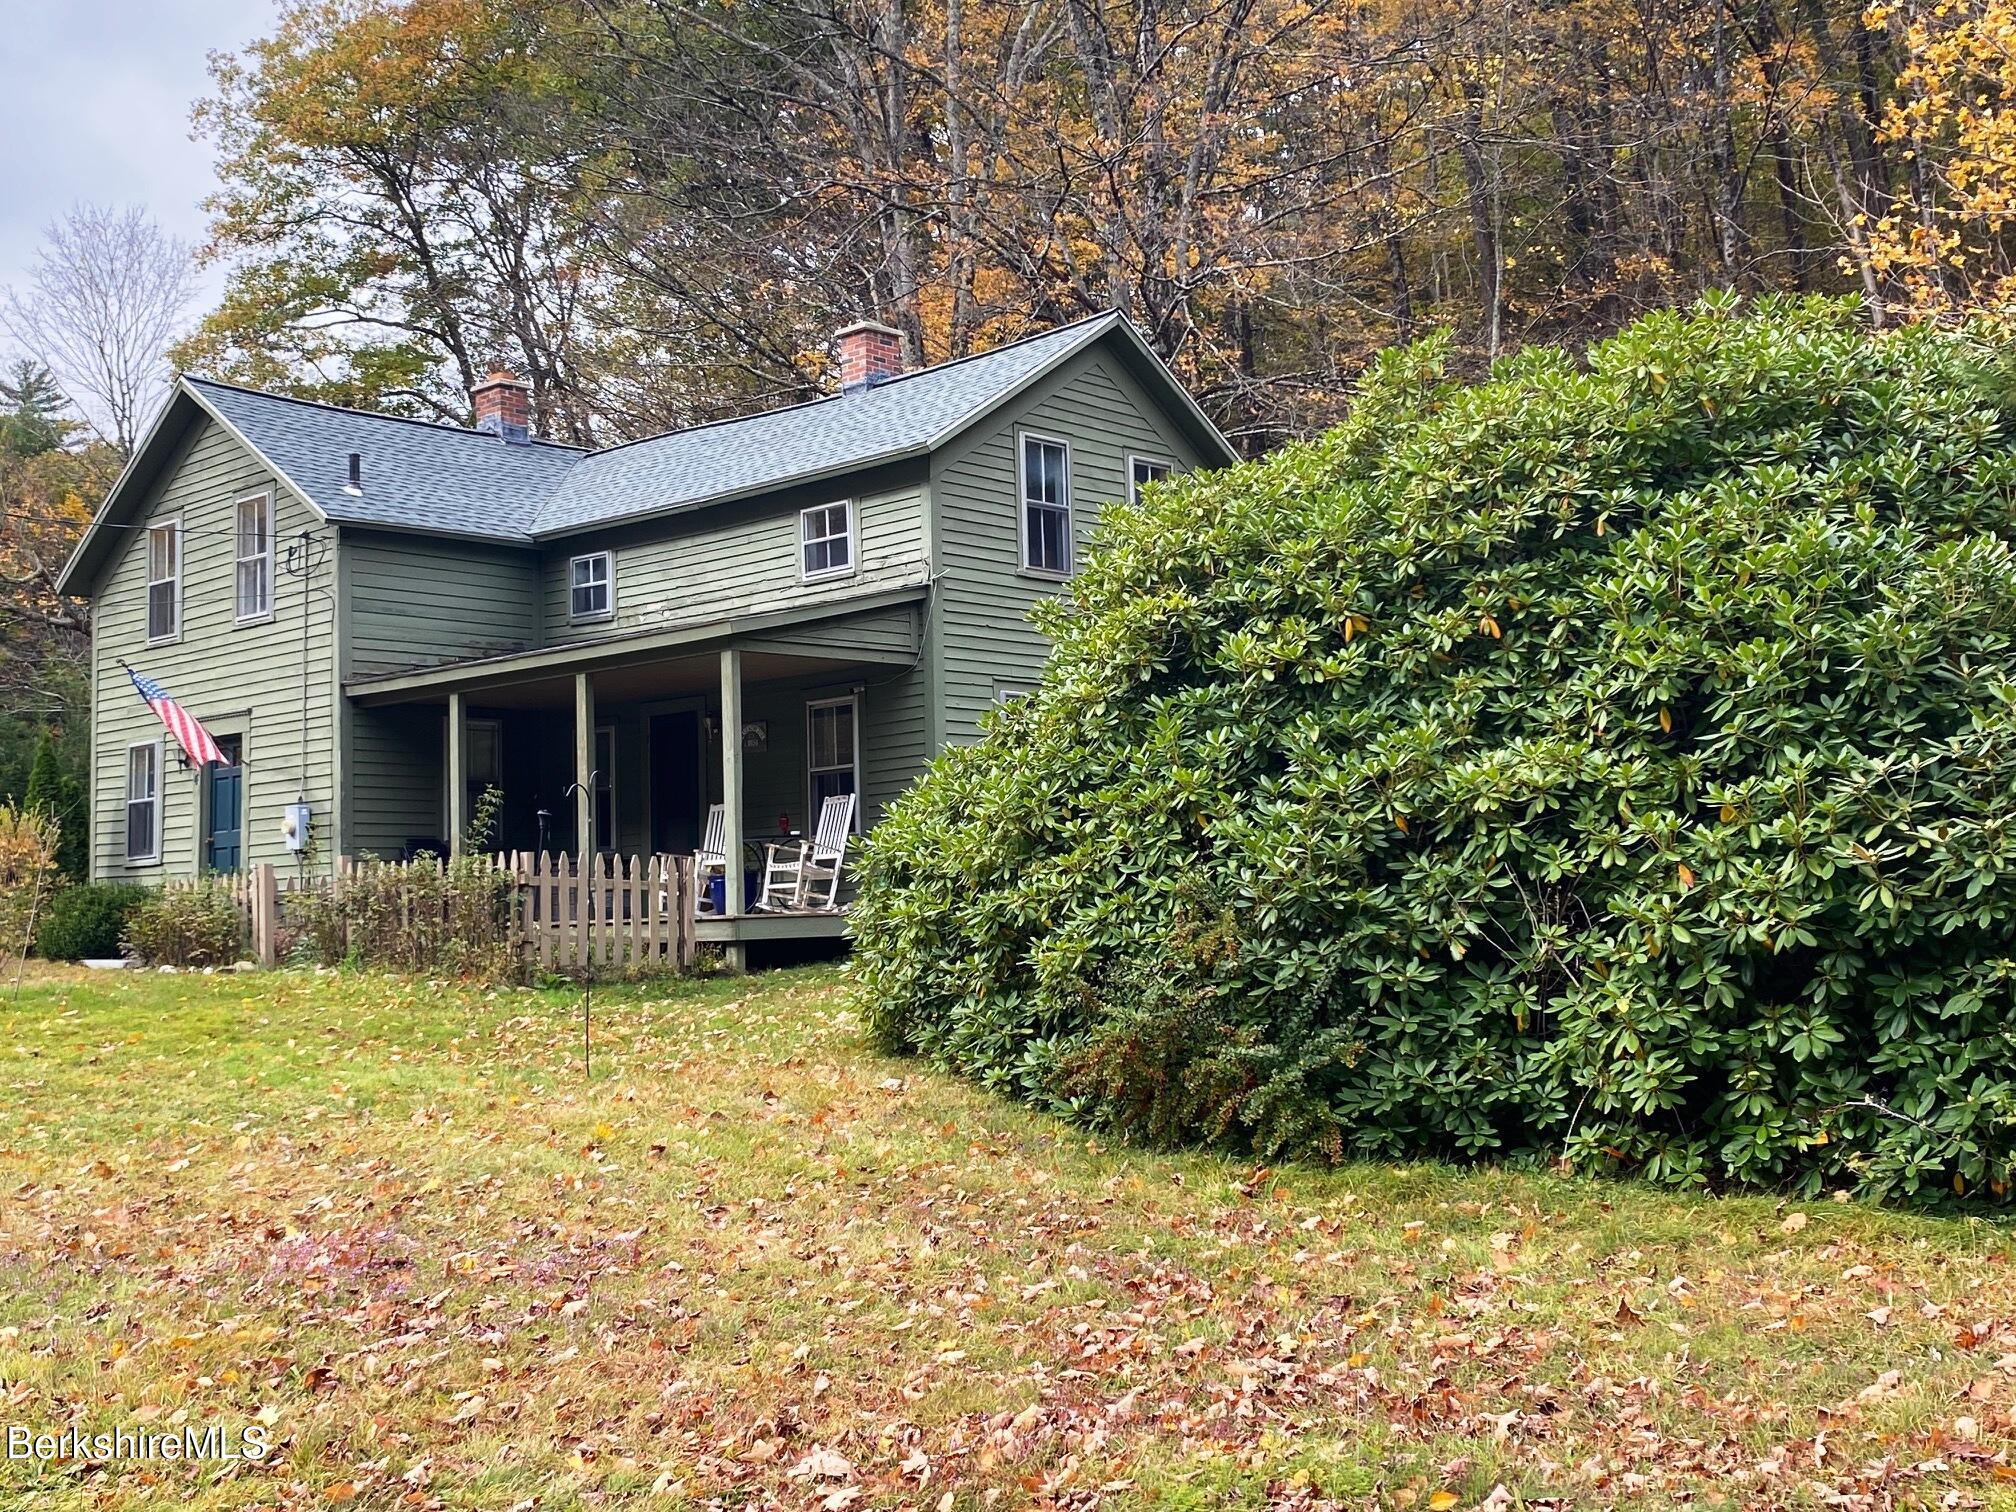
[171,0,2016,450]
[9,0,2016,856]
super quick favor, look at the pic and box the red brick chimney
[834,320,907,392]
[472,368,531,443]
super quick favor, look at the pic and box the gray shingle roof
[185,314,1122,544]
[534,314,1117,534]
[187,378,581,542]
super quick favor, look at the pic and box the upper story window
[801,500,854,581]
[235,491,273,621]
[569,551,613,622]
[1020,434,1071,576]
[1129,455,1173,504]
[146,520,180,642]
[125,741,160,862]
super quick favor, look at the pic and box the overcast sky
[0,0,276,322]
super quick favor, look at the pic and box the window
[594,724,616,851]
[146,521,180,642]
[235,491,273,621]
[1128,455,1173,504]
[807,697,859,829]
[569,552,613,622]
[993,681,1037,705]
[800,500,854,580]
[1020,434,1071,575]
[125,741,160,862]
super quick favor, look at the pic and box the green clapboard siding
[928,346,1208,743]
[539,475,929,645]
[345,704,445,859]
[345,529,539,677]
[90,415,337,881]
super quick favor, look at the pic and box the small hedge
[122,882,245,968]
[854,295,2016,1204]
[36,883,150,961]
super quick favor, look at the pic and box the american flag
[125,666,228,767]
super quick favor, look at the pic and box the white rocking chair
[693,803,728,914]
[757,794,857,912]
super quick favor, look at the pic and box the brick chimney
[834,320,907,392]
[471,368,531,443]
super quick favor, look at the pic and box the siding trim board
[348,584,929,704]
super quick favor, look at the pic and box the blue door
[205,737,243,874]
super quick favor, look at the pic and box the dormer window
[569,551,613,622]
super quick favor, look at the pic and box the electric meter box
[282,801,313,852]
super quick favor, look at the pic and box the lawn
[0,965,2010,1511]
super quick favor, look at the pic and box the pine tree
[23,736,85,880]
[0,361,67,458]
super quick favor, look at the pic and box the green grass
[0,963,2011,1509]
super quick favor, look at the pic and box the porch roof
[345,582,926,707]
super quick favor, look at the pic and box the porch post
[446,691,468,856]
[574,672,595,862]
[719,647,747,969]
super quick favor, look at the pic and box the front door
[648,712,702,854]
[205,736,243,873]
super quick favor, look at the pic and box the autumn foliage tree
[1868,0,2016,317]
[184,0,1918,447]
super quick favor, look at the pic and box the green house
[59,314,1234,955]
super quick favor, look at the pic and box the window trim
[799,499,856,583]
[805,695,862,834]
[1126,454,1175,506]
[594,722,617,853]
[145,518,182,645]
[233,490,276,625]
[568,551,615,624]
[1017,430,1073,578]
[124,738,162,865]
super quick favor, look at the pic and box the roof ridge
[577,310,1121,462]
[182,374,591,454]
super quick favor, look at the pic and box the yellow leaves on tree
[1870,0,2016,318]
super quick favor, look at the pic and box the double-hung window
[807,697,859,827]
[125,741,160,862]
[235,491,273,621]
[146,521,180,642]
[1128,455,1173,504]
[1020,434,1071,575]
[801,500,854,580]
[569,552,613,622]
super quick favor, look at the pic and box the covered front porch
[343,590,929,967]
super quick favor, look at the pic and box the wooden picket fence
[187,852,697,973]
[492,851,698,973]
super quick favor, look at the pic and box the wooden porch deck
[694,910,850,945]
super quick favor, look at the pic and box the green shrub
[122,882,245,968]
[289,855,520,980]
[35,883,150,960]
[853,294,2016,1204]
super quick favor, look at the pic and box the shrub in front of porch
[852,295,2016,1203]
[123,881,245,968]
